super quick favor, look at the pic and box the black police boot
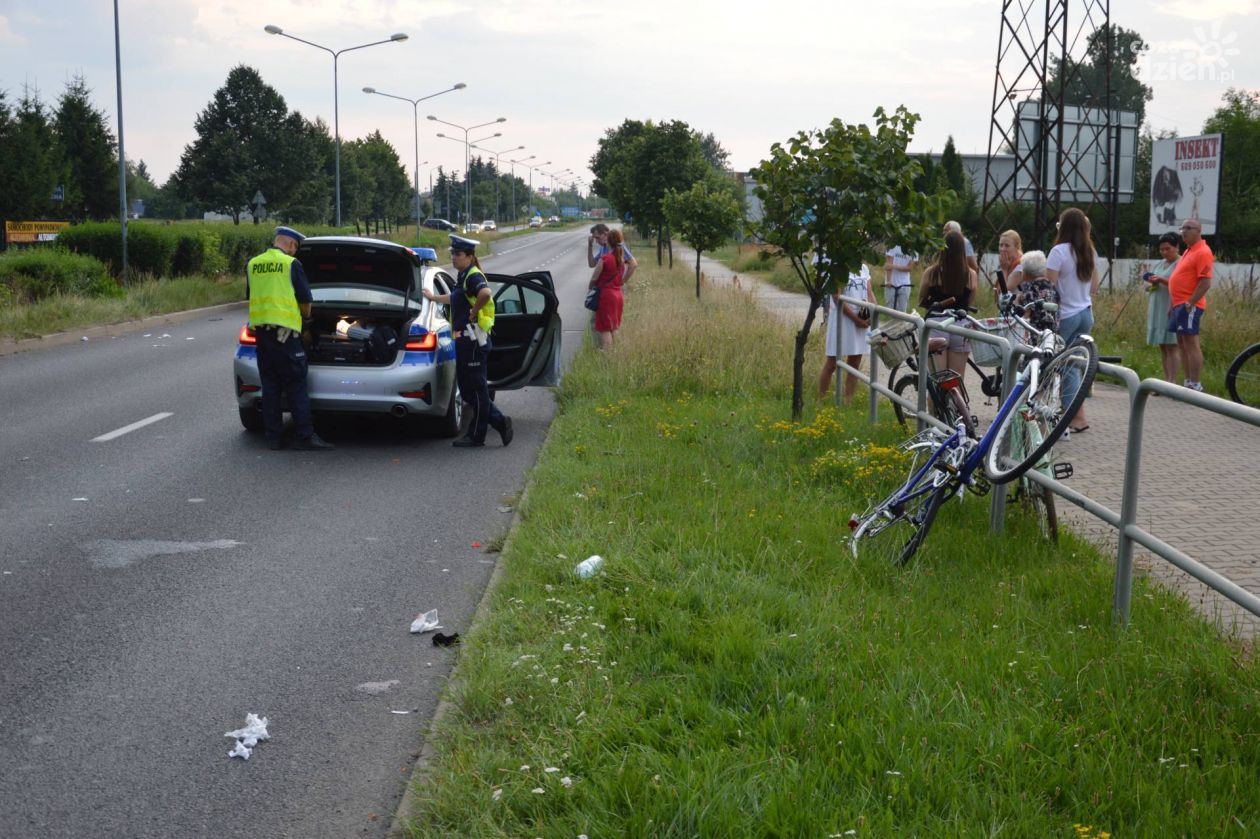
[499,416,514,447]
[452,436,484,448]
[293,434,334,451]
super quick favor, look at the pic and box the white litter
[390,710,411,715]
[497,505,513,513]
[409,608,441,634]
[225,713,270,760]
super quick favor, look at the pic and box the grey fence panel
[839,297,1260,629]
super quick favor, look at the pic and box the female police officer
[422,235,513,448]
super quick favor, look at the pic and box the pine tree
[54,75,119,221]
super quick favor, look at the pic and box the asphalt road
[0,226,592,838]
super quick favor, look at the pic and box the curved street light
[265,25,408,227]
[427,115,505,226]
[362,82,465,242]
[506,154,535,228]
[471,143,524,223]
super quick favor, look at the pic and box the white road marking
[92,412,173,442]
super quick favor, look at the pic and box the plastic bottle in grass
[574,555,604,578]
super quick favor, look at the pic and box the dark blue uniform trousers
[455,335,504,443]
[256,326,314,441]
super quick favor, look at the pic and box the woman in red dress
[589,228,626,349]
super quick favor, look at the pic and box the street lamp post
[541,168,571,218]
[522,160,551,219]
[264,24,408,227]
[362,83,465,243]
[507,154,535,228]
[112,0,128,283]
[471,143,524,223]
[428,115,505,228]
[435,132,500,222]
[428,164,446,217]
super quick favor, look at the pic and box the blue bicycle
[849,298,1098,564]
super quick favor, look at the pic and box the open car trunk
[305,307,410,366]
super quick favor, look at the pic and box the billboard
[1149,133,1223,236]
[1013,101,1139,204]
[4,220,70,244]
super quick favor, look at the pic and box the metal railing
[836,294,1260,628]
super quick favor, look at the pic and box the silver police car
[234,236,560,436]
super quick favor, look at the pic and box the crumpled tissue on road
[409,608,441,634]
[225,713,270,760]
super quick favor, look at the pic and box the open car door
[484,271,562,390]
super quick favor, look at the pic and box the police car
[234,236,561,437]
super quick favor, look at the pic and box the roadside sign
[5,220,70,244]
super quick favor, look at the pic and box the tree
[1048,25,1153,126]
[663,178,741,298]
[589,118,647,218]
[1,87,60,221]
[1203,88,1260,260]
[173,66,311,223]
[54,75,118,221]
[341,130,410,225]
[751,107,949,419]
[698,131,730,170]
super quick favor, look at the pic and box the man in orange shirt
[1166,218,1213,392]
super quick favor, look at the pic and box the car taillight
[405,333,437,351]
[238,326,256,345]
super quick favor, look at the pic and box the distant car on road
[548,215,560,224]
[462,222,482,234]
[528,216,543,228]
[421,218,457,232]
[481,219,497,231]
[234,237,562,437]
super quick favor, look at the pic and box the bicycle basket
[867,319,918,368]
[970,318,1020,367]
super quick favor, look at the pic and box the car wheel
[239,405,264,433]
[428,383,462,437]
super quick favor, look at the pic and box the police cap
[448,234,480,254]
[275,225,306,243]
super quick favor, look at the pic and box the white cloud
[1155,0,1259,19]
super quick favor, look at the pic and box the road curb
[0,300,248,357]
[387,419,558,838]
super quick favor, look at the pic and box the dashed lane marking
[91,412,173,442]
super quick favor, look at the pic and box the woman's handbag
[584,286,601,312]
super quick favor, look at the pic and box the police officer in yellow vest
[421,235,512,448]
[246,226,333,451]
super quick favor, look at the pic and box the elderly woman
[1013,250,1061,330]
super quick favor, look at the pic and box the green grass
[401,256,1260,837]
[0,275,244,341]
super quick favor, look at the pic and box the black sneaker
[268,438,287,451]
[499,416,514,447]
[452,437,484,448]
[293,434,334,451]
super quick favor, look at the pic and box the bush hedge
[0,249,121,302]
[55,221,348,279]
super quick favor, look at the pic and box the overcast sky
[1,0,1256,190]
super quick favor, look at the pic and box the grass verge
[401,256,1260,836]
[0,274,244,341]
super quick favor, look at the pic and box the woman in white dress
[819,264,876,404]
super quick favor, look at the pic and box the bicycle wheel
[892,374,918,428]
[1007,413,1059,542]
[1226,342,1260,408]
[1022,476,1059,542]
[896,480,951,564]
[930,371,977,438]
[984,338,1098,484]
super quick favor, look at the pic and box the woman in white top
[1045,207,1102,432]
[818,263,876,404]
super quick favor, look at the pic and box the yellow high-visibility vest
[247,248,302,332]
[464,266,495,332]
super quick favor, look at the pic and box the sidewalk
[685,246,1260,640]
